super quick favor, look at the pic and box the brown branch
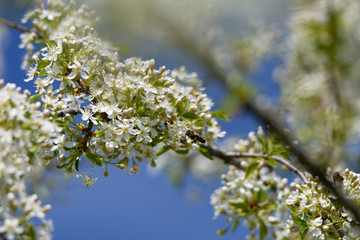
[200,143,308,183]
[199,143,242,169]
[0,18,32,33]
[327,216,344,238]
[151,9,360,221]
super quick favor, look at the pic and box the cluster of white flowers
[210,127,296,238]
[0,80,60,240]
[277,0,360,165]
[233,126,265,153]
[20,0,225,181]
[210,165,293,239]
[286,169,360,240]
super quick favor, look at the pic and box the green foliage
[245,161,260,179]
[211,110,230,121]
[197,147,213,160]
[85,152,104,167]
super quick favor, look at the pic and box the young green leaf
[231,217,241,232]
[37,60,51,70]
[257,188,268,203]
[211,110,230,121]
[56,162,69,169]
[29,94,41,103]
[228,201,250,213]
[156,145,170,156]
[46,39,58,47]
[182,112,199,119]
[198,147,213,160]
[259,218,268,240]
[265,158,277,168]
[300,225,309,240]
[75,159,80,171]
[257,137,269,152]
[175,149,189,155]
[245,161,260,179]
[216,228,229,236]
[291,213,307,226]
[85,152,104,167]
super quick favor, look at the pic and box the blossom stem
[201,143,307,183]
[327,216,344,238]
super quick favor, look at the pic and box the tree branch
[200,143,307,183]
[327,216,344,238]
[153,11,360,221]
[0,18,32,33]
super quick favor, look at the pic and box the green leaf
[182,112,199,119]
[85,152,104,167]
[29,144,39,153]
[257,188,268,203]
[22,120,35,129]
[228,201,249,213]
[280,151,291,161]
[29,94,41,103]
[216,228,229,236]
[175,149,189,155]
[268,147,289,157]
[156,145,170,156]
[231,217,241,232]
[198,147,213,160]
[259,218,267,240]
[176,99,188,114]
[38,68,47,76]
[75,159,80,171]
[87,73,97,82]
[56,162,69,169]
[24,223,36,240]
[300,225,309,240]
[37,60,51,70]
[211,110,230,121]
[265,158,277,168]
[257,137,269,152]
[46,39,58,47]
[291,213,307,227]
[245,161,260,179]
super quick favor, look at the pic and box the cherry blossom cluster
[210,165,293,239]
[20,0,225,182]
[209,127,294,238]
[286,169,360,240]
[0,80,60,240]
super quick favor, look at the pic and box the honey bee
[333,171,344,185]
[186,130,206,143]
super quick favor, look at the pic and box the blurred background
[0,0,289,239]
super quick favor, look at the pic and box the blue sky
[0,2,281,239]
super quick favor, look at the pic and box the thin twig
[327,216,344,238]
[199,143,242,169]
[201,143,308,183]
[0,18,32,33]
[269,155,307,183]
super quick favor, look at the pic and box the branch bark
[153,11,360,221]
[200,143,308,183]
[0,18,32,33]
